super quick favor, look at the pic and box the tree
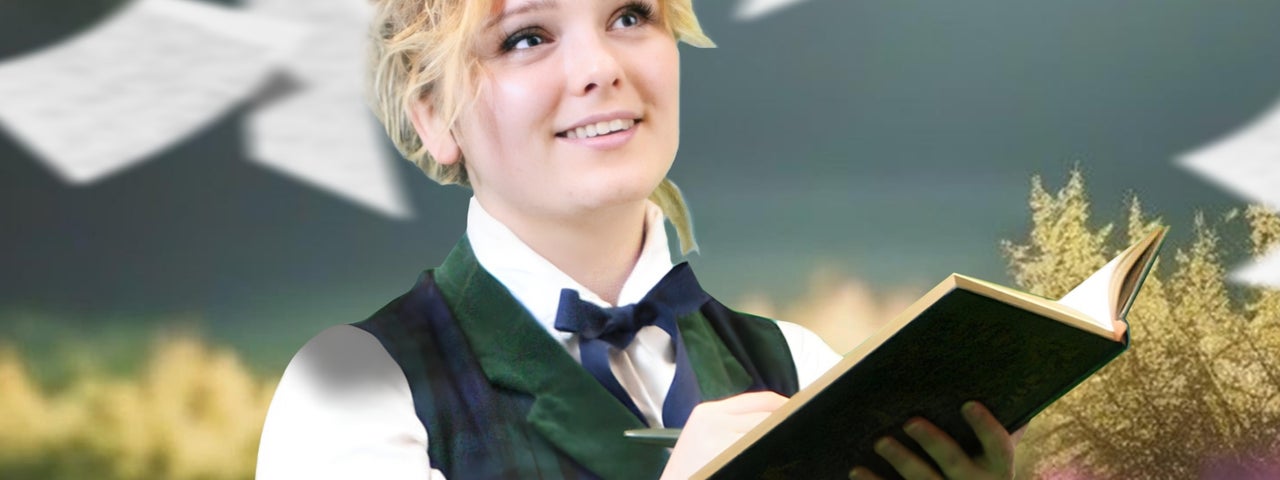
[1006,172,1280,478]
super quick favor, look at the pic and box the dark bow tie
[554,263,708,349]
[554,262,708,427]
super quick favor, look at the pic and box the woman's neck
[479,198,648,306]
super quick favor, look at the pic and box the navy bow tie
[554,262,708,427]
[555,263,707,348]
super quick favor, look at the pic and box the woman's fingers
[715,390,789,413]
[903,418,982,479]
[960,401,1015,471]
[1010,425,1027,446]
[730,411,776,432]
[857,402,1022,479]
[873,436,943,480]
[660,392,789,480]
[848,466,885,479]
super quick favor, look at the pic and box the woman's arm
[257,325,445,480]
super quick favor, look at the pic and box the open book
[687,227,1168,479]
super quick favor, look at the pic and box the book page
[1057,255,1121,332]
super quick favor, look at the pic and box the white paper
[734,0,815,21]
[1179,95,1280,288]
[244,0,410,218]
[1232,247,1280,288]
[0,0,306,183]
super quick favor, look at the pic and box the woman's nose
[565,33,622,96]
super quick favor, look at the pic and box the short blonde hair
[367,0,713,254]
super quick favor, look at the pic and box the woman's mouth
[557,118,639,139]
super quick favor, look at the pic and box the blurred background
[2,0,1279,478]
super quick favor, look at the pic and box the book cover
[695,228,1167,479]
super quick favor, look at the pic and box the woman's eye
[500,28,548,52]
[610,3,653,30]
[612,13,640,29]
[499,25,550,52]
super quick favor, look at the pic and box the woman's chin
[554,186,660,219]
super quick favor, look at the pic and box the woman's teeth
[564,118,636,139]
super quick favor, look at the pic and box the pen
[623,428,682,448]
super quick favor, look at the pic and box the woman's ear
[408,100,462,166]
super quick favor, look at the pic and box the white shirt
[256,198,842,480]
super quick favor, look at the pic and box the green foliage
[1002,171,1113,299]
[1006,171,1280,479]
[0,336,274,480]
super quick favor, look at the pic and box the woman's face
[450,0,680,222]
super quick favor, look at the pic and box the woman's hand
[660,391,788,480]
[849,402,1026,480]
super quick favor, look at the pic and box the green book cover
[694,228,1167,480]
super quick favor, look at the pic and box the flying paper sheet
[735,0,815,21]
[0,0,306,184]
[244,0,410,218]
[1231,250,1280,287]
[1179,96,1280,288]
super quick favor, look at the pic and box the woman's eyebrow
[486,0,559,29]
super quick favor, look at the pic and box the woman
[257,0,1021,478]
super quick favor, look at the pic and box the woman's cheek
[492,71,561,135]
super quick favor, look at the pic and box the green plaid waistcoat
[353,238,799,479]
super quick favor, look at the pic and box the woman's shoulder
[258,324,431,478]
[272,268,453,399]
[275,324,407,399]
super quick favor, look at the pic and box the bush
[0,335,275,480]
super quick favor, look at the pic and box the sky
[2,0,1279,371]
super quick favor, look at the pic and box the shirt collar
[465,197,676,341]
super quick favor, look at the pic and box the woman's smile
[557,122,639,150]
[556,112,643,150]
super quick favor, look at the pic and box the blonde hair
[367,0,713,254]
